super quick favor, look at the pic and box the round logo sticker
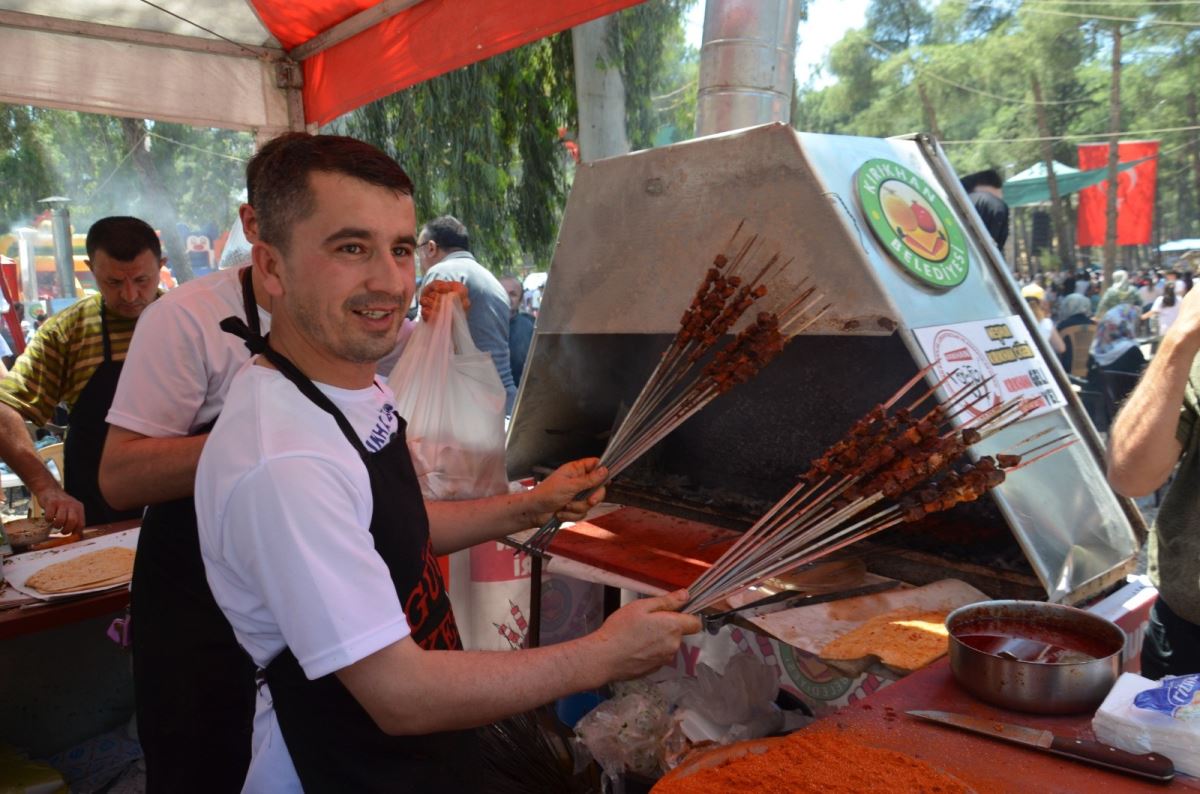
[856,158,969,289]
[927,329,1000,419]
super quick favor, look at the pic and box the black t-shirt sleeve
[970,192,1010,249]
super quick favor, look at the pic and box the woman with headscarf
[1056,292,1095,373]
[1057,293,1093,331]
[1087,303,1147,429]
[1095,269,1141,318]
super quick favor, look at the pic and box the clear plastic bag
[388,296,508,500]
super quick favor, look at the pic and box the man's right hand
[35,484,85,534]
[589,589,701,682]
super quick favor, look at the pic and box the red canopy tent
[0,0,644,135]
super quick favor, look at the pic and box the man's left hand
[528,458,608,525]
[419,281,470,322]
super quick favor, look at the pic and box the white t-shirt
[107,267,271,436]
[1151,296,1181,335]
[196,363,411,793]
[1037,316,1055,342]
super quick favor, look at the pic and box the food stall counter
[0,519,137,641]
[812,657,1198,792]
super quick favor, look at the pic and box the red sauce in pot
[953,619,1118,664]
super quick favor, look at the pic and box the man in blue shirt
[416,216,516,413]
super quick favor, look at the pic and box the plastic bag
[388,295,508,500]
[574,682,672,778]
[674,654,783,744]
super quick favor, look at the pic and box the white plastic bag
[388,296,508,501]
[389,296,519,651]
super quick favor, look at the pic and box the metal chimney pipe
[38,197,76,299]
[695,0,803,137]
[16,227,39,305]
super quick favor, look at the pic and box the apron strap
[238,266,263,339]
[218,310,369,461]
[99,301,113,363]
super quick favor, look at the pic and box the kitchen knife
[907,710,1174,782]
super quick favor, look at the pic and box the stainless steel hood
[507,122,1142,604]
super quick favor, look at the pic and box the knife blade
[907,710,1174,782]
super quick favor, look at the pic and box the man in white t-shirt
[189,133,699,791]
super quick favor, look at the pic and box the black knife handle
[1048,735,1175,782]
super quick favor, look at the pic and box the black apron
[130,270,260,794]
[219,316,485,792]
[62,303,143,525]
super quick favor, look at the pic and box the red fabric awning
[256,0,645,126]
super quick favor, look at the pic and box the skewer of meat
[521,231,826,556]
[684,447,1050,613]
[684,393,1076,613]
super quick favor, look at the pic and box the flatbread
[43,574,132,594]
[25,547,135,594]
[819,607,949,671]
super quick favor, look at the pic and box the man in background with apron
[0,216,161,532]
[100,133,642,792]
[194,133,699,791]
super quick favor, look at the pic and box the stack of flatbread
[24,547,135,595]
[819,607,950,671]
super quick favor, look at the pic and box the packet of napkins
[1093,672,1200,777]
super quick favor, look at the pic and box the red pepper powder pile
[653,727,972,794]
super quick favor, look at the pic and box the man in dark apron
[102,259,267,792]
[0,216,161,533]
[194,133,699,791]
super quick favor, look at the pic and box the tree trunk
[1014,207,1030,272]
[916,81,942,141]
[1103,25,1122,288]
[1188,91,1200,227]
[1031,76,1073,269]
[572,16,630,162]
[120,118,192,282]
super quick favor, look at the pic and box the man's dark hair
[421,215,470,252]
[961,168,1004,193]
[86,216,161,261]
[247,132,414,252]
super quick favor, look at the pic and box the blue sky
[685,0,871,89]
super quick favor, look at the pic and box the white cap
[1021,283,1045,301]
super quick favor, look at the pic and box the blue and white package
[1134,674,1200,720]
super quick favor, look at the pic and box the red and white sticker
[913,316,1065,424]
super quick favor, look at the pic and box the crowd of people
[1021,266,1193,336]
[1018,267,1195,429]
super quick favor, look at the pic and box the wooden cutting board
[546,507,739,591]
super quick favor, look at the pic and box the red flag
[1076,140,1159,246]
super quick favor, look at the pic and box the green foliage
[336,0,697,272]
[796,0,1200,243]
[608,0,696,150]
[336,37,574,273]
[0,106,252,245]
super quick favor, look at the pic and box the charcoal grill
[507,123,1141,610]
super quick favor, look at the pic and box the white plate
[3,528,139,601]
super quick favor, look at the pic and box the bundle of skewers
[682,365,1076,615]
[517,223,831,557]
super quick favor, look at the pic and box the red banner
[1076,140,1159,247]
